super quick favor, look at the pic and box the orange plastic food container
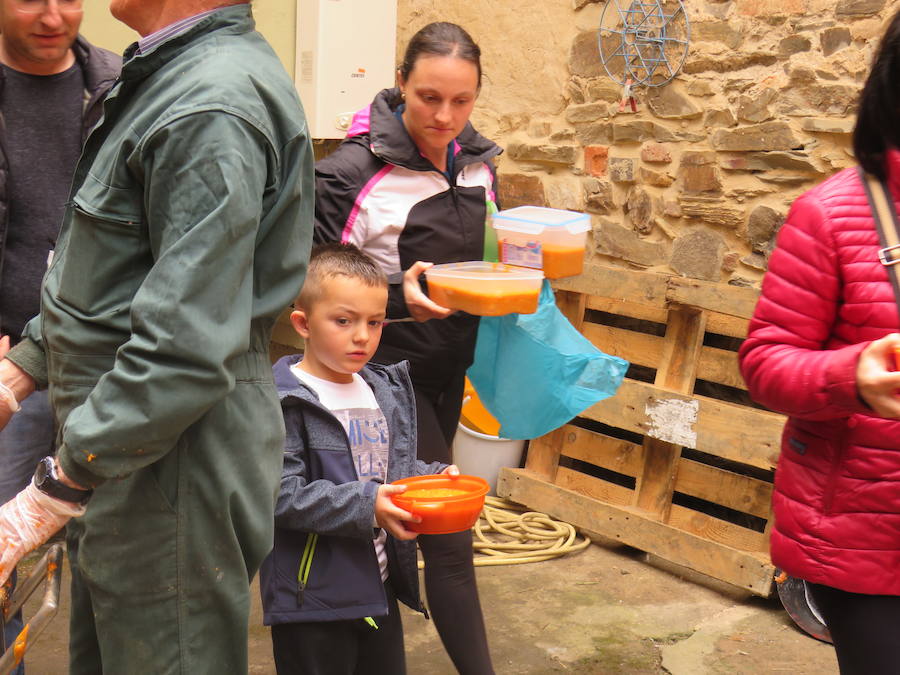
[492,206,591,279]
[390,474,489,535]
[424,262,543,316]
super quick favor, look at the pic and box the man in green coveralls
[0,1,314,672]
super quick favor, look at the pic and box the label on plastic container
[500,240,542,269]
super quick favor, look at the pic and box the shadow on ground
[16,539,837,674]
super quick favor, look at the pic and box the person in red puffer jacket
[739,10,900,674]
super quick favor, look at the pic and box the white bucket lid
[492,206,591,235]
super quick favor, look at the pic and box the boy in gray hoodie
[260,243,457,674]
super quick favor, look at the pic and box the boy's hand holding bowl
[376,465,460,540]
[389,468,488,535]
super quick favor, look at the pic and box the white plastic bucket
[452,422,525,496]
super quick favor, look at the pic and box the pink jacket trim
[341,164,394,243]
[346,105,373,138]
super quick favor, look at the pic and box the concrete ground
[15,537,837,674]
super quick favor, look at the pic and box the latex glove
[0,353,35,432]
[0,481,86,585]
[0,336,17,416]
[402,261,454,323]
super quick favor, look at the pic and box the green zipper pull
[364,616,379,630]
[296,533,318,607]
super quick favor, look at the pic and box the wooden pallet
[497,263,785,596]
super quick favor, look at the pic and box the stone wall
[398,0,900,286]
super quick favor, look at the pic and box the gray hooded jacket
[260,355,446,624]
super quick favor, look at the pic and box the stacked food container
[424,206,590,316]
[491,206,591,279]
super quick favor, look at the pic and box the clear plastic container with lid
[491,206,591,278]
[424,261,544,316]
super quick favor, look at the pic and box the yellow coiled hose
[417,496,591,568]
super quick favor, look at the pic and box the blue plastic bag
[467,280,629,440]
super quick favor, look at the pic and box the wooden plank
[637,442,684,520]
[581,317,748,390]
[558,432,771,543]
[582,323,662,369]
[554,425,771,521]
[581,316,747,390]
[666,276,760,320]
[584,296,670,325]
[555,289,586,331]
[552,263,669,308]
[552,263,759,329]
[763,513,774,543]
[674,457,773,520]
[584,292,749,341]
[551,263,761,319]
[667,504,769,553]
[655,306,706,390]
[693,393,784,470]
[635,306,706,519]
[499,468,774,596]
[544,431,771,547]
[696,344,747,390]
[582,379,784,470]
[581,379,668,438]
[555,466,634,507]
[522,426,565,481]
[705,311,750,340]
[561,426,645,478]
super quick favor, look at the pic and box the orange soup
[404,488,468,499]
[427,281,540,315]
[541,245,585,278]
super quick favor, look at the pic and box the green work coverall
[7,6,314,673]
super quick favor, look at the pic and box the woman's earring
[401,91,406,101]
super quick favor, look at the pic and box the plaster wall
[78,0,296,75]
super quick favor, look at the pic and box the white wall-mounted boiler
[296,0,399,139]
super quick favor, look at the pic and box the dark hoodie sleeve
[384,274,412,321]
[313,158,357,246]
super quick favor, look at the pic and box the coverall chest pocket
[55,200,152,317]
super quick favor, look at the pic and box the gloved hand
[0,481,86,585]
[0,335,18,417]
[0,342,35,433]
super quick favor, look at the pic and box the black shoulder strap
[860,167,900,313]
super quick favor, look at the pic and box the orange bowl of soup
[390,474,489,534]
[424,262,543,316]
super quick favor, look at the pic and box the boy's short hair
[296,242,388,309]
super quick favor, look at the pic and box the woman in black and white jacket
[314,22,499,674]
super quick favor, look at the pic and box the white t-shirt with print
[291,365,390,581]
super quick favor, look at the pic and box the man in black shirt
[0,0,119,666]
